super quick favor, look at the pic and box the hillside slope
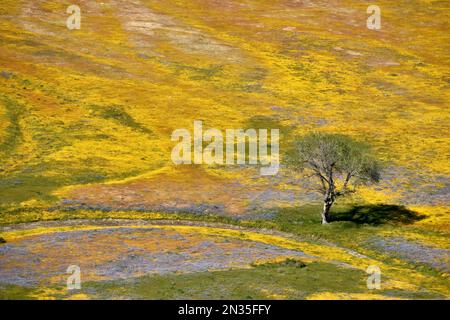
[0,0,449,300]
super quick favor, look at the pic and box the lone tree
[287,133,381,224]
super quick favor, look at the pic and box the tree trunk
[321,197,333,224]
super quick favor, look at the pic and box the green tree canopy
[286,133,381,224]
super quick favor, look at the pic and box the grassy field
[0,0,449,299]
[1,205,448,299]
[3,261,443,300]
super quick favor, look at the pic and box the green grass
[270,205,450,290]
[1,204,448,299]
[0,95,23,161]
[90,105,155,137]
[84,261,371,299]
[0,285,37,300]
[1,260,439,300]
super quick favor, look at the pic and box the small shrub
[253,258,306,269]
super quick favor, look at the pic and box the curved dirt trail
[0,219,315,286]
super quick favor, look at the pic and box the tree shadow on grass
[331,204,426,226]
